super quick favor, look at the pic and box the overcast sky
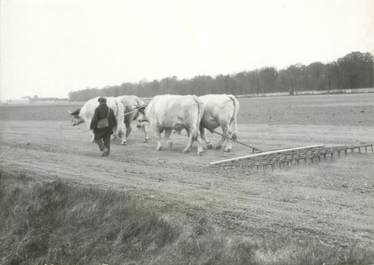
[1,0,373,100]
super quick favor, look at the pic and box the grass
[0,169,177,265]
[0,168,373,265]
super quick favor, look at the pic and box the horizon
[1,50,371,101]
[1,0,374,100]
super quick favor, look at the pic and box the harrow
[210,143,374,171]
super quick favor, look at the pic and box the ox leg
[156,127,163,151]
[116,127,127,145]
[200,127,213,149]
[216,124,232,152]
[123,119,132,145]
[184,128,204,155]
[195,133,204,155]
[111,134,116,140]
[183,128,193,153]
[230,118,238,142]
[215,135,226,150]
[223,137,233,152]
[142,125,149,143]
[111,127,118,142]
[222,125,233,152]
[90,133,95,143]
[108,125,117,141]
[164,129,173,149]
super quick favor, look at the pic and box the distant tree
[305,62,326,90]
[337,52,374,89]
[234,71,250,95]
[258,67,278,93]
[68,51,374,100]
[325,62,341,91]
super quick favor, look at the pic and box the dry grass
[1,169,372,265]
[0,169,177,265]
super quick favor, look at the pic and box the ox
[199,94,240,152]
[116,95,149,144]
[69,96,127,144]
[140,95,204,155]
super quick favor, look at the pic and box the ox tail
[227,95,240,141]
[192,95,204,139]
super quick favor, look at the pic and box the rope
[123,105,147,117]
[212,130,262,152]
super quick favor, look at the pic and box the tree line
[69,51,374,101]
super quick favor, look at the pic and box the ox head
[135,105,149,128]
[68,108,84,126]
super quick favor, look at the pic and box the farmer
[90,97,117,156]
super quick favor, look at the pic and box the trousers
[93,128,112,153]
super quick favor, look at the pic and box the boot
[95,140,105,151]
[102,148,109,156]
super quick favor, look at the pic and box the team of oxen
[69,94,240,155]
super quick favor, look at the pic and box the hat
[98,97,107,103]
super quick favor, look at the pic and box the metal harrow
[210,143,374,171]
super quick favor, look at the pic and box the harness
[124,104,149,122]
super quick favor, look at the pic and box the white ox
[116,95,149,144]
[199,94,240,152]
[140,95,204,155]
[69,96,127,144]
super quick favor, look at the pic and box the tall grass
[0,170,177,265]
[0,169,372,265]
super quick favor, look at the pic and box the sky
[1,0,373,100]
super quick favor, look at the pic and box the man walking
[90,97,117,156]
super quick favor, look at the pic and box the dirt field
[1,93,374,253]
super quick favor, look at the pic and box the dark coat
[90,103,117,134]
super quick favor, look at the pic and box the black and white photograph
[0,0,373,264]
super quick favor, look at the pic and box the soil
[1,93,373,251]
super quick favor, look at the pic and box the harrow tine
[210,143,373,171]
